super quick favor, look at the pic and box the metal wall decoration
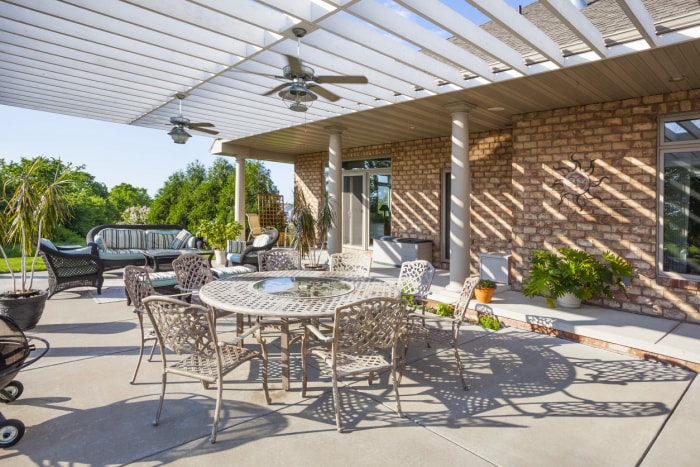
[551,154,609,210]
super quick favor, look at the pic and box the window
[659,114,700,278]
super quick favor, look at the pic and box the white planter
[556,292,582,308]
[214,249,227,266]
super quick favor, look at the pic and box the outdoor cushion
[145,230,178,249]
[62,246,94,255]
[252,234,271,247]
[98,249,146,261]
[227,240,246,254]
[147,271,178,287]
[99,228,146,250]
[170,229,194,249]
[210,264,256,279]
[40,238,57,250]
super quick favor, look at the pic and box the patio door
[342,171,392,250]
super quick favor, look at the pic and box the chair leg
[210,381,223,443]
[332,374,343,433]
[154,372,167,426]
[453,344,469,391]
[257,332,271,405]
[301,332,309,397]
[130,313,147,384]
[392,366,403,417]
[397,336,409,385]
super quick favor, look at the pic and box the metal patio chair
[258,248,301,271]
[142,295,271,444]
[401,275,480,390]
[171,253,215,302]
[329,252,372,277]
[301,297,407,432]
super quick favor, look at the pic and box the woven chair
[142,295,271,444]
[171,253,215,302]
[329,252,372,277]
[246,213,265,241]
[123,265,161,384]
[401,275,480,390]
[301,297,407,432]
[258,248,301,271]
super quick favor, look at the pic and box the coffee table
[143,249,214,272]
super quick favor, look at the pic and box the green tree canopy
[108,183,151,216]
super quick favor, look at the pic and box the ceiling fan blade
[188,122,215,128]
[263,83,292,96]
[310,84,341,102]
[314,75,368,84]
[285,54,304,76]
[190,127,219,135]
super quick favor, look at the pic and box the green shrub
[435,303,453,317]
[478,314,501,331]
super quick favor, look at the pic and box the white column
[445,102,475,291]
[326,126,345,255]
[234,156,246,241]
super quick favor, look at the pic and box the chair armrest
[304,323,333,343]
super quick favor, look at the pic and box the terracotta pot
[0,289,49,330]
[474,287,495,304]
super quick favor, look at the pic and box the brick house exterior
[294,88,700,323]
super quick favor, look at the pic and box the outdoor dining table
[198,269,401,390]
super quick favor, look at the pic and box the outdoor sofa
[86,224,201,271]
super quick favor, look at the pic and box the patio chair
[258,248,301,271]
[171,253,215,302]
[401,275,480,390]
[142,295,271,444]
[227,227,279,268]
[123,265,161,384]
[38,239,104,298]
[246,213,265,241]
[397,260,435,312]
[329,252,372,277]
[301,297,407,432]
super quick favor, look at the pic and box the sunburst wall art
[550,154,609,210]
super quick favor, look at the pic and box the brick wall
[294,88,700,322]
[512,90,700,322]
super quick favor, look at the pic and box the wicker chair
[401,275,480,390]
[171,253,215,302]
[329,252,372,277]
[301,297,407,432]
[258,248,301,271]
[38,240,104,298]
[123,265,160,384]
[142,295,271,444]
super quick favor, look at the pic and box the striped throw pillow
[170,229,194,249]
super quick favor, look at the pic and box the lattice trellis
[257,194,285,230]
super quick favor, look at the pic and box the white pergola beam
[541,0,608,59]
[614,0,659,47]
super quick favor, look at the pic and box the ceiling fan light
[168,126,191,144]
[289,102,308,112]
[279,84,317,102]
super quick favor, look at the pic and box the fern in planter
[522,248,633,307]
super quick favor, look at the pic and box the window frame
[657,111,700,280]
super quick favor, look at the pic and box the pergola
[2,0,700,286]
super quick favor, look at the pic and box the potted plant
[290,190,336,269]
[522,248,633,308]
[196,218,243,265]
[474,278,496,304]
[0,157,77,329]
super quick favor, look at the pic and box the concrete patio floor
[1,267,699,466]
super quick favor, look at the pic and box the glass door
[342,174,364,249]
[342,171,392,250]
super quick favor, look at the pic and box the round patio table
[199,269,400,390]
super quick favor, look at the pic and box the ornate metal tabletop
[199,270,399,317]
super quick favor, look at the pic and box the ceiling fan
[167,93,218,144]
[263,27,368,111]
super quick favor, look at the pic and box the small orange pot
[474,287,495,304]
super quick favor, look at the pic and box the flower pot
[556,292,582,308]
[0,289,49,330]
[474,287,495,304]
[214,249,227,266]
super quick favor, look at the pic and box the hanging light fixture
[279,83,317,112]
[168,125,191,144]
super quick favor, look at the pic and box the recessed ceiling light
[669,75,688,82]
[488,106,505,112]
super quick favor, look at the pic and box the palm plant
[1,157,77,296]
[290,190,336,266]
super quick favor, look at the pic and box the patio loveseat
[86,224,201,271]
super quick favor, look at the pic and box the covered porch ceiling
[2,0,700,163]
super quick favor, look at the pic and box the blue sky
[0,105,295,201]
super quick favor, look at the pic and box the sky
[0,104,295,201]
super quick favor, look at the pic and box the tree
[149,158,279,232]
[108,183,151,216]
